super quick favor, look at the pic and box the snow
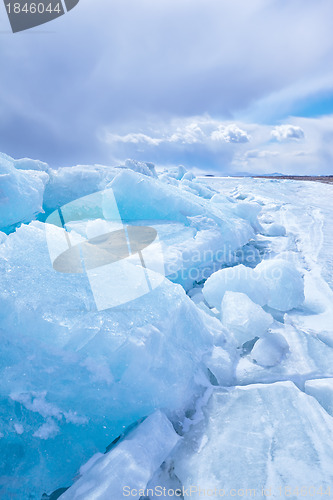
[221,291,273,344]
[60,411,180,500]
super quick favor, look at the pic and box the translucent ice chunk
[251,332,289,367]
[203,264,269,310]
[0,153,48,229]
[60,411,180,500]
[255,258,305,311]
[221,291,273,344]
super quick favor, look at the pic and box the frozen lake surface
[1,155,333,499]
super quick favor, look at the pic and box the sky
[1,0,333,174]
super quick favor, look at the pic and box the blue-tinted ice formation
[1,152,333,498]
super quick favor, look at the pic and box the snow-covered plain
[0,152,333,499]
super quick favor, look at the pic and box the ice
[172,382,333,497]
[2,161,333,497]
[166,165,187,180]
[0,231,6,244]
[13,157,49,172]
[43,159,159,215]
[109,169,207,222]
[60,411,180,500]
[124,159,157,177]
[221,291,273,344]
[0,221,220,498]
[256,258,305,311]
[263,222,286,236]
[43,164,120,213]
[0,153,49,230]
[212,194,262,231]
[250,332,289,367]
[181,179,217,199]
[108,170,255,288]
[182,171,195,181]
[236,323,333,386]
[203,264,269,310]
[203,345,235,386]
[305,379,333,416]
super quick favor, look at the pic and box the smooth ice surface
[0,153,48,230]
[255,258,305,311]
[221,291,273,344]
[305,379,333,416]
[250,332,289,367]
[60,411,180,500]
[173,382,333,498]
[203,264,269,310]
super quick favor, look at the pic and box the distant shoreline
[202,175,333,185]
[252,175,333,184]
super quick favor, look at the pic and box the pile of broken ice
[1,151,333,499]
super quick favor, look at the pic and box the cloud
[169,122,204,144]
[105,133,163,146]
[211,124,250,143]
[104,119,249,147]
[101,114,333,175]
[271,125,305,142]
[244,150,279,159]
[0,0,333,173]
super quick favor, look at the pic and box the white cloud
[211,124,250,143]
[1,0,333,166]
[169,122,204,144]
[104,119,250,147]
[244,150,279,159]
[271,125,305,142]
[105,132,162,146]
[101,114,333,174]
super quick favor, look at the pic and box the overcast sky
[1,0,333,174]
